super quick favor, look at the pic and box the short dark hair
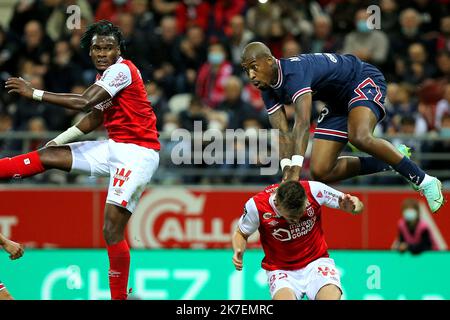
[80,20,125,52]
[276,181,307,216]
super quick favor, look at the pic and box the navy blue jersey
[262,53,365,115]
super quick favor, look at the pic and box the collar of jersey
[270,59,283,89]
[116,56,124,64]
[269,194,282,217]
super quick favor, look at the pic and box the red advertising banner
[0,187,448,249]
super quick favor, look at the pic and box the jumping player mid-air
[0,232,24,300]
[4,20,160,300]
[232,180,363,300]
[241,42,444,213]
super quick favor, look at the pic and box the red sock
[0,151,45,179]
[107,240,130,300]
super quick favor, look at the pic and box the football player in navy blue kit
[241,42,443,213]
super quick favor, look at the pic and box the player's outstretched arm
[288,92,313,181]
[0,233,24,260]
[232,228,250,271]
[46,109,104,146]
[5,77,110,112]
[338,193,364,214]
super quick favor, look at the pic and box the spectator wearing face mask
[341,8,389,67]
[392,198,437,254]
[196,42,232,108]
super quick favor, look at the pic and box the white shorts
[69,139,159,213]
[266,258,342,300]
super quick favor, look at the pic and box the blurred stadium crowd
[0,0,449,185]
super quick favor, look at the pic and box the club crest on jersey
[113,168,132,187]
[263,212,273,220]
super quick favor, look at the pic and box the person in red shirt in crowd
[232,180,363,300]
[4,20,160,300]
[0,232,24,300]
[95,0,132,25]
[175,0,210,33]
[196,42,233,108]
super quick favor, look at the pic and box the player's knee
[310,164,332,182]
[348,132,373,151]
[38,146,70,168]
[103,222,120,244]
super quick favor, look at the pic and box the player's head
[81,20,124,71]
[241,42,277,91]
[275,181,307,224]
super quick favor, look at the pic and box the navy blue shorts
[314,63,387,143]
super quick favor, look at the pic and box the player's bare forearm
[287,93,312,179]
[269,108,293,159]
[232,228,248,253]
[292,93,312,156]
[0,233,6,246]
[6,77,110,112]
[75,109,104,134]
[232,229,249,271]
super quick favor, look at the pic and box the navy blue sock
[393,156,425,185]
[358,157,391,175]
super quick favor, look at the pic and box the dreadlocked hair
[80,20,125,53]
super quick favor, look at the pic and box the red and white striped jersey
[94,57,160,150]
[238,181,344,271]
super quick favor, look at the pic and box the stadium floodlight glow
[258,0,268,3]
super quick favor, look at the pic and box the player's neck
[270,60,279,87]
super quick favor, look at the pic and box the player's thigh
[69,140,110,176]
[312,107,348,174]
[315,283,342,300]
[304,258,343,300]
[267,270,303,300]
[106,140,160,213]
[273,287,296,300]
[347,70,387,141]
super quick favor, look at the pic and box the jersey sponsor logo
[109,71,128,88]
[316,191,323,198]
[113,168,132,187]
[272,228,291,241]
[271,217,317,241]
[94,98,113,111]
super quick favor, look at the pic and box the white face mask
[403,209,418,222]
